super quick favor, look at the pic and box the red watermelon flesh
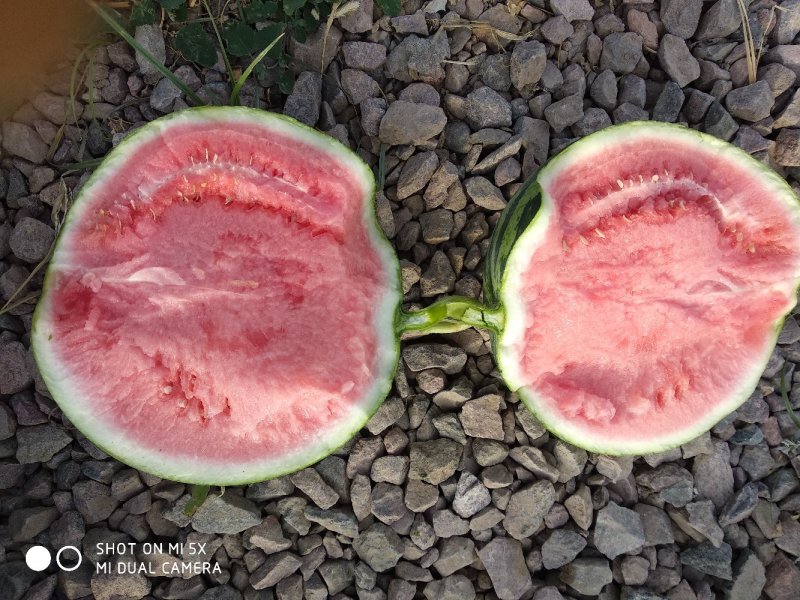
[33,110,400,483]
[499,126,800,454]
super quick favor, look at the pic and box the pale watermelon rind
[31,107,403,485]
[495,121,800,455]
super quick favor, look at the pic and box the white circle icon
[25,546,51,571]
[56,546,82,572]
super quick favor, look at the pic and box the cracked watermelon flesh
[32,108,401,484]
[496,122,800,454]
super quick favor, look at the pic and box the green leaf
[157,0,184,9]
[283,0,307,16]
[277,69,295,94]
[375,0,401,16]
[245,0,279,22]
[223,21,257,56]
[254,23,285,59]
[172,4,189,20]
[175,22,218,68]
[129,0,159,26]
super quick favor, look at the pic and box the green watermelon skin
[32,108,402,485]
[486,122,800,455]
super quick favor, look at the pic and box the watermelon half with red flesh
[32,108,401,485]
[487,122,800,455]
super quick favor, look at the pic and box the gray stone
[775,128,800,166]
[432,509,470,537]
[343,42,386,71]
[511,41,547,96]
[409,438,463,484]
[653,81,685,122]
[290,468,339,509]
[704,101,739,141]
[341,69,380,105]
[686,500,725,547]
[192,492,261,534]
[542,16,574,45]
[244,515,291,554]
[659,34,700,87]
[284,72,322,127]
[590,70,618,111]
[759,63,797,98]
[601,33,644,74]
[90,572,151,600]
[460,394,504,440]
[554,440,588,482]
[16,423,71,463]
[371,481,405,524]
[479,54,511,92]
[405,479,438,512]
[613,102,649,123]
[33,91,83,124]
[1,343,33,397]
[725,81,773,122]
[148,78,182,115]
[423,574,475,600]
[551,0,593,21]
[403,344,466,374]
[371,455,409,485]
[452,472,491,518]
[660,0,702,38]
[471,135,523,175]
[73,480,119,525]
[680,541,732,580]
[560,558,613,596]
[464,87,512,129]
[478,537,532,600]
[134,25,166,84]
[290,24,341,72]
[565,484,593,530]
[718,483,759,527]
[304,506,358,538]
[9,506,59,541]
[9,217,54,263]
[398,151,439,200]
[339,0,372,32]
[1,122,48,163]
[464,176,506,210]
[385,33,449,83]
[379,101,447,145]
[764,45,800,79]
[695,0,741,40]
[361,97,387,137]
[541,529,587,569]
[318,560,354,595]
[503,480,556,539]
[728,550,766,600]
[620,555,650,586]
[353,523,404,572]
[250,551,302,589]
[434,537,475,577]
[693,440,734,508]
[775,88,800,129]
[594,502,646,559]
[776,0,800,44]
[544,94,584,132]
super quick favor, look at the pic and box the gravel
[5,4,800,600]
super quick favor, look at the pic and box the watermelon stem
[399,297,504,335]
[183,484,211,517]
[780,363,800,429]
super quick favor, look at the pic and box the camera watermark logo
[25,545,82,572]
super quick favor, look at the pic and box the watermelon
[485,122,800,455]
[32,107,401,485]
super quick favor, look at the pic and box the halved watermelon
[32,107,401,485]
[486,122,800,455]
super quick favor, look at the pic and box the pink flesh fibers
[514,137,800,444]
[48,122,389,462]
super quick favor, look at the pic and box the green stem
[183,484,211,516]
[780,363,800,429]
[230,32,285,105]
[398,297,504,335]
[89,1,205,107]
[202,0,234,86]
